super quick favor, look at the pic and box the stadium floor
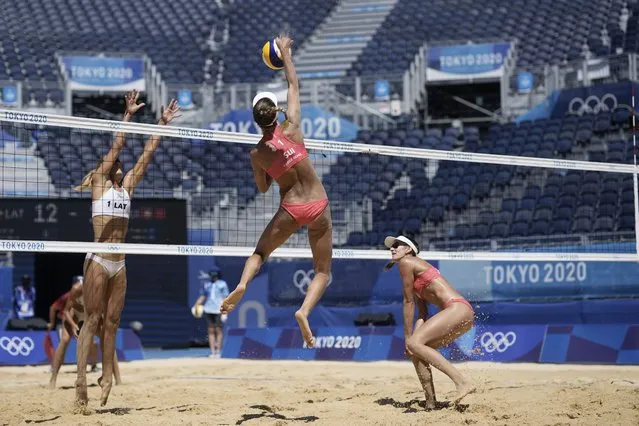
[1,358,637,425]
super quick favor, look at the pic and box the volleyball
[191,304,204,318]
[130,321,143,332]
[262,38,284,70]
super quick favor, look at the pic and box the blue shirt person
[193,268,229,357]
[13,275,36,320]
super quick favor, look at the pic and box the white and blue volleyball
[262,38,284,70]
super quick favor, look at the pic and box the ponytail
[384,261,395,271]
[74,170,94,192]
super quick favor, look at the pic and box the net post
[632,83,639,258]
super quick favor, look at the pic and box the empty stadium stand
[0,0,220,104]
[334,105,635,250]
[350,0,628,77]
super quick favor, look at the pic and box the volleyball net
[0,108,637,262]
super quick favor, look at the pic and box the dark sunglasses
[391,241,408,249]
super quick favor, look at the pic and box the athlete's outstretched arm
[123,99,180,193]
[95,90,144,177]
[250,149,272,192]
[276,36,301,134]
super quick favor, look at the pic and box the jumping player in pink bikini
[385,235,476,405]
[221,35,331,347]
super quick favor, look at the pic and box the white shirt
[92,187,131,218]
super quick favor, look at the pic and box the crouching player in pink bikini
[385,235,476,406]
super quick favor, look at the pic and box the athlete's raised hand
[159,99,181,125]
[124,89,145,116]
[276,34,293,57]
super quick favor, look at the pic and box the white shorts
[86,253,125,278]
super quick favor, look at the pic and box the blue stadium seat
[552,218,572,234]
[574,205,595,220]
[501,198,518,213]
[346,232,364,247]
[618,215,634,231]
[428,206,444,223]
[600,190,620,205]
[510,221,529,237]
[573,217,592,233]
[531,219,550,236]
[514,209,533,223]
[593,216,615,232]
[489,222,509,239]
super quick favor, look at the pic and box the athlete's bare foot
[295,310,314,347]
[99,376,112,406]
[48,378,56,390]
[424,399,436,410]
[221,284,246,314]
[75,378,88,407]
[453,379,476,404]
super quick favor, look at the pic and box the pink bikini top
[263,125,309,179]
[413,267,441,299]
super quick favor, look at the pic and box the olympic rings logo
[0,336,35,356]
[568,94,617,116]
[293,269,332,295]
[479,331,516,353]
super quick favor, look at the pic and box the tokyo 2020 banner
[61,56,145,91]
[427,42,512,82]
[209,105,360,142]
[222,324,639,364]
[0,330,144,366]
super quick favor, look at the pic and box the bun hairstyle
[252,91,286,128]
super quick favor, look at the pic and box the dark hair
[253,98,279,128]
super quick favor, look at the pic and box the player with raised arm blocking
[74,92,180,408]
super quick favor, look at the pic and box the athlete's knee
[313,258,331,277]
[102,312,120,332]
[104,318,119,332]
[406,336,423,353]
[250,248,266,263]
[85,313,101,330]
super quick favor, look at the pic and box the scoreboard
[0,199,187,244]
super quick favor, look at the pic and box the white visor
[252,91,278,108]
[384,235,419,254]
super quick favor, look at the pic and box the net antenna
[0,108,637,262]
[632,84,639,256]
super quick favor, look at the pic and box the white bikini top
[92,187,131,218]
